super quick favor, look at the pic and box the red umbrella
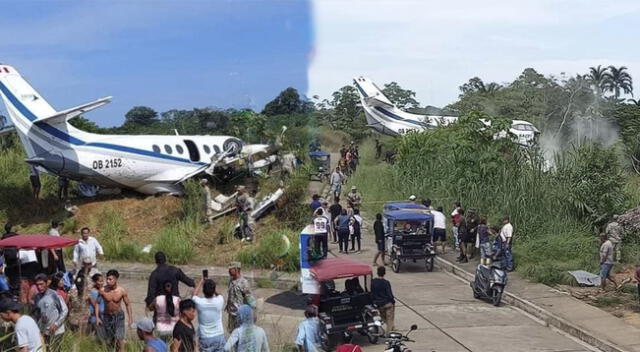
[0,234,78,249]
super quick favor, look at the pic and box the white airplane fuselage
[353,76,539,145]
[0,64,243,195]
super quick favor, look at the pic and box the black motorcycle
[383,325,417,352]
[470,262,507,306]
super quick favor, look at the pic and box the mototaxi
[308,151,331,182]
[383,205,436,273]
[310,257,384,349]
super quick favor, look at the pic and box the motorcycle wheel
[391,254,400,273]
[367,332,379,344]
[492,289,503,306]
[425,257,434,272]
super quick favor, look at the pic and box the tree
[68,116,104,133]
[381,82,419,109]
[314,85,367,139]
[459,77,502,95]
[262,87,313,116]
[603,66,633,98]
[124,106,159,127]
[587,65,608,96]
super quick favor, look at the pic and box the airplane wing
[33,96,112,125]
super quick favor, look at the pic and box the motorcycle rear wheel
[391,254,400,273]
[426,257,434,272]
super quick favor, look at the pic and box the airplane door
[183,140,200,162]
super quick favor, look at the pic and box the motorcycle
[383,324,417,352]
[470,262,507,306]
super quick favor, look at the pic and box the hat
[0,298,21,313]
[409,195,416,201]
[351,186,357,190]
[82,256,93,264]
[134,318,155,333]
[229,261,242,269]
[199,178,208,185]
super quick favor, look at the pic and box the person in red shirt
[335,333,362,352]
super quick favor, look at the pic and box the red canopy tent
[310,257,372,281]
[0,234,78,249]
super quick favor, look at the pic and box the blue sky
[2,1,640,127]
[0,1,313,126]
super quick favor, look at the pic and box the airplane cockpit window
[513,124,534,131]
[152,145,160,153]
[164,145,173,154]
[176,145,184,154]
[203,145,211,154]
[213,145,220,153]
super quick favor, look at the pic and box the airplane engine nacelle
[223,138,243,156]
[26,151,66,174]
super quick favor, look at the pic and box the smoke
[539,116,619,164]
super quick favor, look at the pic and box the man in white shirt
[73,227,104,269]
[0,299,43,352]
[498,216,514,271]
[313,208,329,258]
[329,167,344,201]
[432,207,447,254]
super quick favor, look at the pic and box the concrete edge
[435,256,627,352]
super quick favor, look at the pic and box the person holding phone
[192,274,225,352]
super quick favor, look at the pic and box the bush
[153,218,200,264]
[97,206,143,261]
[236,229,300,272]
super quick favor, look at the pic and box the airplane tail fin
[0,64,58,158]
[353,76,395,107]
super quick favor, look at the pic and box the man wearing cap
[226,262,254,331]
[236,186,252,241]
[408,195,417,204]
[145,252,195,307]
[33,273,68,351]
[346,186,362,210]
[135,317,168,352]
[330,167,344,201]
[0,299,43,352]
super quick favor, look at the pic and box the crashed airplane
[353,76,539,146]
[0,64,275,195]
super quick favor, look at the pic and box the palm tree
[603,66,633,98]
[588,65,608,95]
[628,98,640,106]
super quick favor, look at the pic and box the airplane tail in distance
[353,76,394,107]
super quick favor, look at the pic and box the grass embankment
[348,114,640,286]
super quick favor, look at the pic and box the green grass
[236,228,301,272]
[97,206,145,262]
[153,218,199,264]
[594,296,623,307]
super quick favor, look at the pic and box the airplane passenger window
[176,145,184,154]
[152,145,160,153]
[213,145,220,153]
[203,145,211,154]
[164,145,173,154]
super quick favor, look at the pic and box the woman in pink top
[153,281,181,340]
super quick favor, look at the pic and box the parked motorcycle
[383,324,417,352]
[470,262,507,306]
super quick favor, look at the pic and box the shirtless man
[99,270,133,351]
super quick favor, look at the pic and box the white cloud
[309,0,640,107]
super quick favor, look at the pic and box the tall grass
[153,218,199,264]
[97,206,144,261]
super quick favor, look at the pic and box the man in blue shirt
[334,209,351,254]
[295,305,321,352]
[371,266,395,334]
[310,194,322,213]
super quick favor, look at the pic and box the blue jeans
[200,334,225,352]
[600,263,613,280]
[480,242,492,259]
[504,247,514,271]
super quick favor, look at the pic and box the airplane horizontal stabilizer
[33,96,112,125]
[0,125,15,137]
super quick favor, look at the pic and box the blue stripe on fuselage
[373,106,428,128]
[0,81,205,165]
